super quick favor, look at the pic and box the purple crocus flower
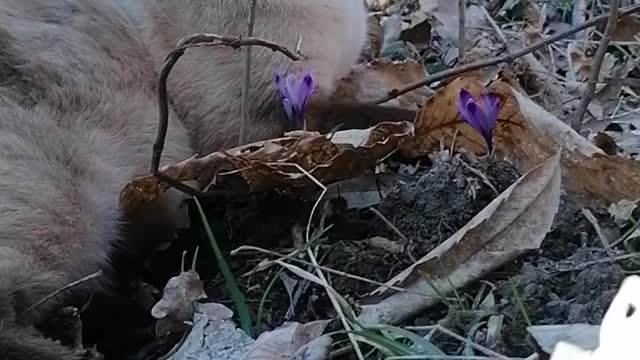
[274,71,316,130]
[457,89,500,153]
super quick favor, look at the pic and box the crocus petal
[284,73,300,107]
[298,72,316,110]
[457,89,477,126]
[479,93,500,128]
[282,98,294,124]
[274,73,288,98]
[465,101,489,138]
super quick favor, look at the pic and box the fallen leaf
[119,121,413,213]
[528,324,600,355]
[332,58,431,109]
[568,42,616,90]
[357,151,562,326]
[403,76,640,207]
[418,0,486,47]
[152,269,207,337]
[611,16,640,42]
[608,198,639,225]
[243,320,333,360]
[399,13,432,50]
[549,275,640,360]
[151,270,207,321]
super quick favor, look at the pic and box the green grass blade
[193,197,254,338]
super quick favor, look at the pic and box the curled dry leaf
[119,121,413,213]
[243,320,333,360]
[357,151,562,326]
[152,269,207,337]
[151,270,207,321]
[403,76,640,207]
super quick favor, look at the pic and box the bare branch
[370,4,640,105]
[149,33,302,195]
[570,0,621,132]
[458,0,466,59]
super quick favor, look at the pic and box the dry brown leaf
[152,269,207,337]
[119,122,413,213]
[402,76,640,207]
[332,59,431,109]
[151,270,207,321]
[568,42,616,87]
[611,16,640,42]
[358,151,562,326]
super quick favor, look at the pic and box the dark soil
[81,152,632,359]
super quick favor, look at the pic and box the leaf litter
[89,0,640,359]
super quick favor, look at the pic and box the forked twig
[370,4,640,105]
[150,33,302,194]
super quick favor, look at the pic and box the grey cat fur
[0,0,368,358]
[0,0,192,358]
[141,0,368,154]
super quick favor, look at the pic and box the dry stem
[150,33,302,194]
[570,0,621,131]
[370,4,640,105]
[239,0,258,145]
[458,0,466,59]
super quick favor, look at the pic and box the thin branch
[458,0,466,59]
[570,0,621,131]
[481,5,510,50]
[370,4,640,105]
[149,33,302,193]
[25,270,103,313]
[239,0,258,145]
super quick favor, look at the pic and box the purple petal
[274,73,288,98]
[457,89,477,126]
[298,73,316,110]
[458,89,498,152]
[285,73,300,107]
[282,98,294,124]
[466,101,490,138]
[479,93,500,127]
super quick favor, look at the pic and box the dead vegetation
[29,0,640,359]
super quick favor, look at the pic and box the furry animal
[0,0,193,358]
[141,0,371,155]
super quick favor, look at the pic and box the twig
[268,162,365,360]
[581,208,614,255]
[368,207,411,250]
[239,0,258,145]
[459,0,466,59]
[232,245,437,296]
[460,160,499,196]
[370,4,640,105]
[401,325,511,360]
[570,0,621,131]
[480,6,510,50]
[150,32,302,185]
[25,270,103,313]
